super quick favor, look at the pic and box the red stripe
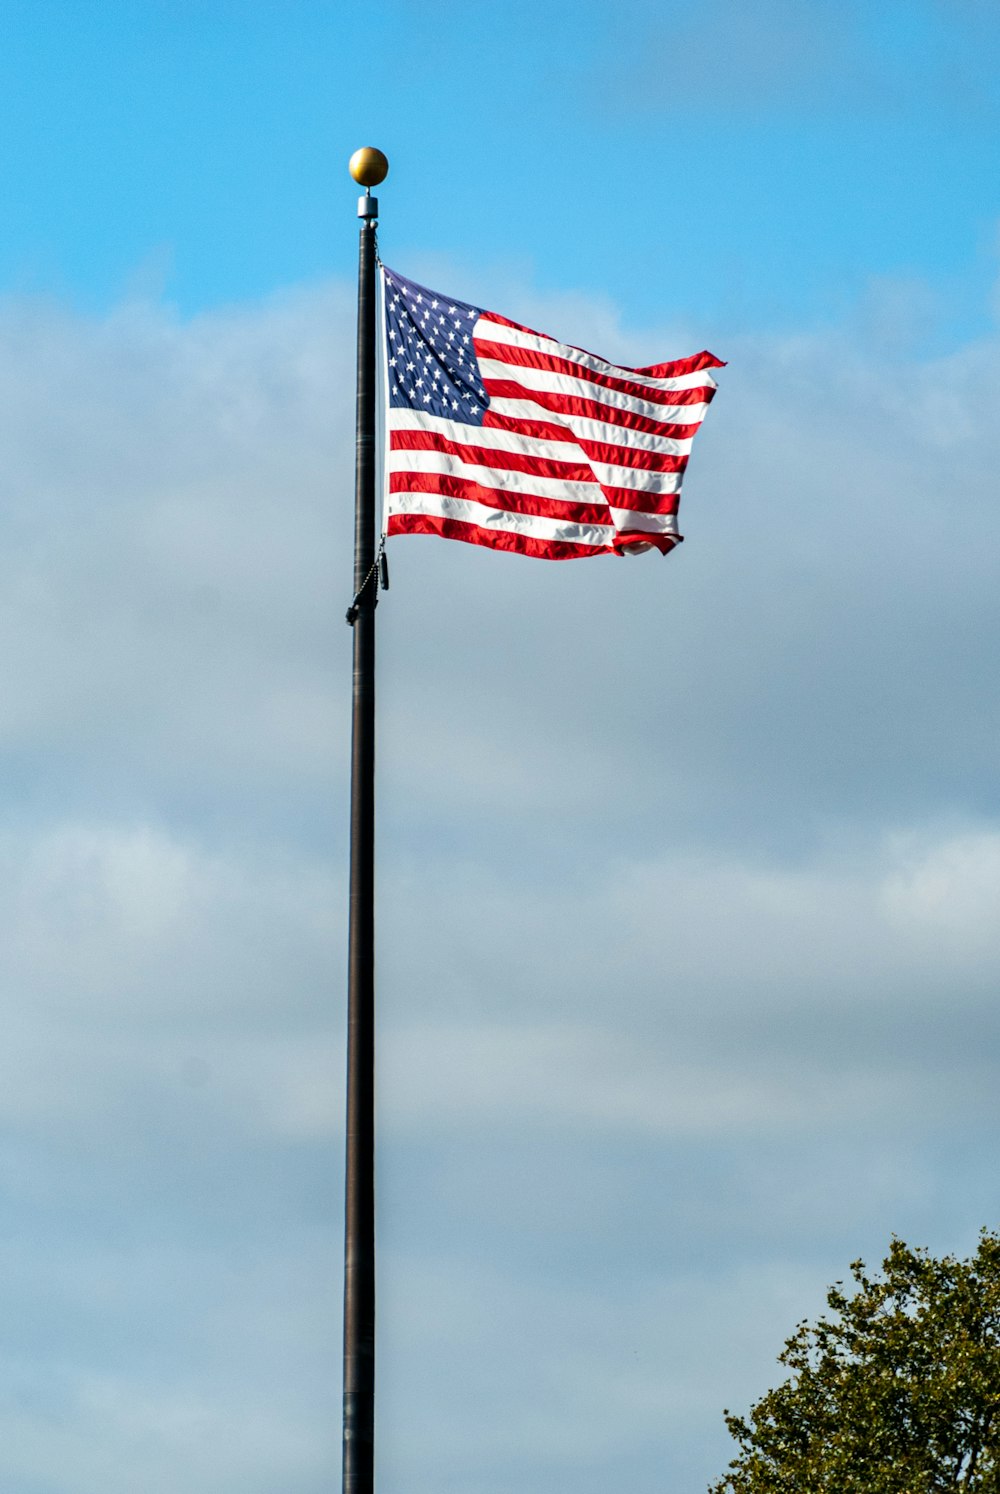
[388,470,610,525]
[613,529,682,557]
[475,337,718,408]
[603,486,680,515]
[483,410,577,441]
[387,511,612,560]
[482,409,695,448]
[576,439,687,473]
[484,380,711,438]
[634,351,725,377]
[389,427,593,482]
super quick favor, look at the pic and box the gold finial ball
[349,147,389,188]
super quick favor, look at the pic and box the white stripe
[387,491,615,548]
[608,507,680,535]
[590,462,682,495]
[477,358,712,427]
[387,449,601,504]
[484,400,696,456]
[387,409,583,464]
[477,316,718,394]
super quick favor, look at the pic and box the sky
[1,2,999,1491]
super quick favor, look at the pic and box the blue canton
[383,266,488,427]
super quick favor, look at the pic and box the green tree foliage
[712,1231,1000,1493]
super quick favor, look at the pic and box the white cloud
[382,1018,920,1138]
[882,827,1000,952]
[0,285,355,813]
[377,822,1000,1149]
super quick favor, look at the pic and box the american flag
[382,265,723,562]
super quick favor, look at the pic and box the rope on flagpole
[345,534,388,626]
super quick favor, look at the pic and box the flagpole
[343,145,387,1494]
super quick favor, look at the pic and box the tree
[712,1231,1000,1493]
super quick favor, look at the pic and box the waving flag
[381,265,722,561]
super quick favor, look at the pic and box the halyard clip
[346,536,388,626]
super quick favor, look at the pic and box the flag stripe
[483,404,696,449]
[386,512,613,560]
[608,505,679,533]
[604,487,680,516]
[589,461,682,495]
[579,441,688,471]
[386,489,617,547]
[613,529,681,556]
[485,385,707,438]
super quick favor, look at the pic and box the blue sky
[6,0,1000,339]
[2,3,1000,1493]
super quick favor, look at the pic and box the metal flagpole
[343,145,387,1494]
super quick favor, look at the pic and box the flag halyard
[382,266,722,561]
